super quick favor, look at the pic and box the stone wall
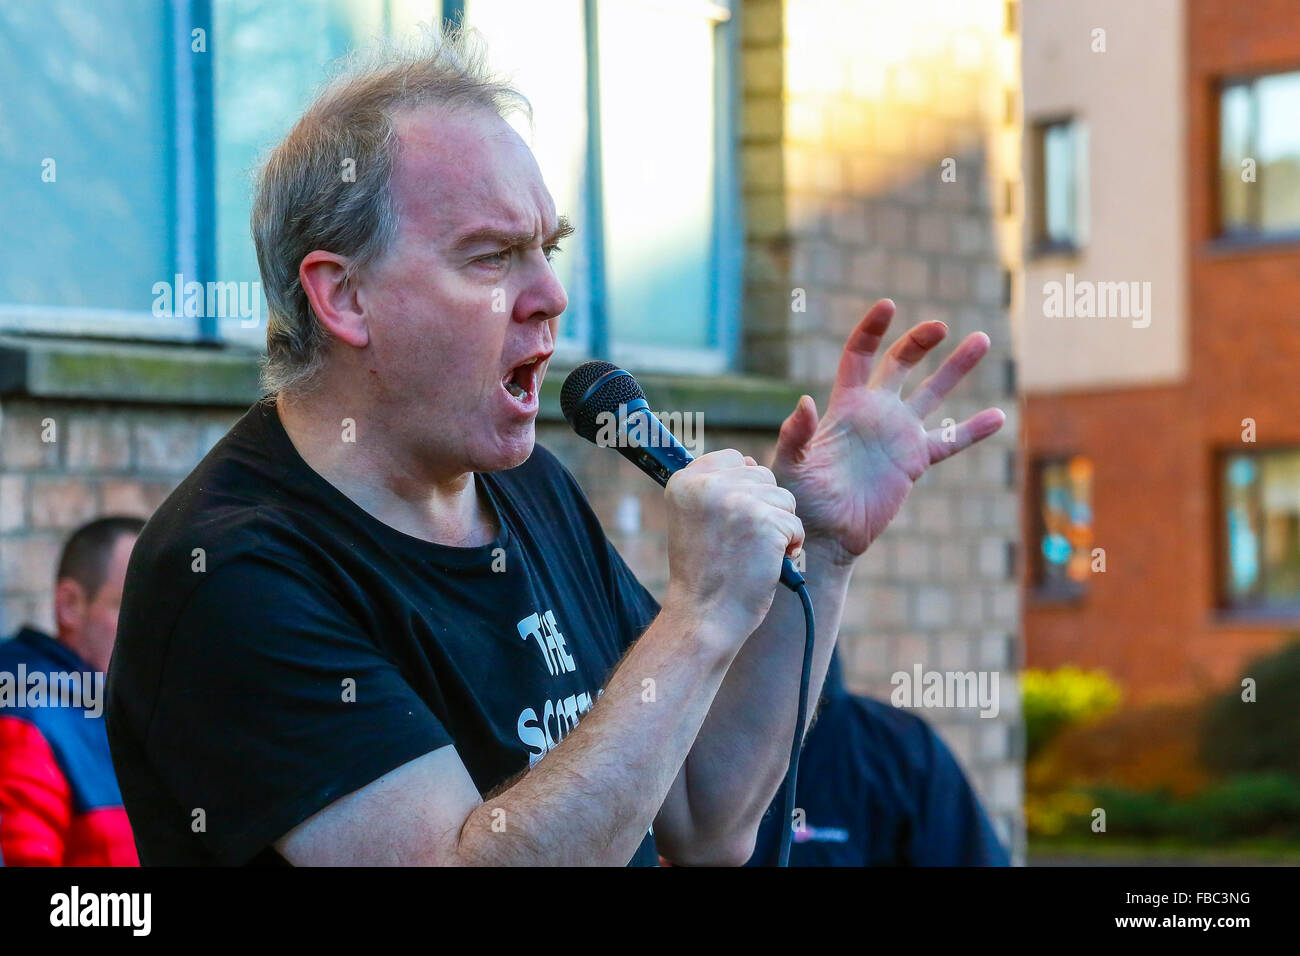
[737,0,1025,858]
[0,398,238,633]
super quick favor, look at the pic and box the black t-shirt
[106,400,662,866]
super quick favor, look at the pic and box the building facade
[1021,0,1300,703]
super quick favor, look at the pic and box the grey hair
[251,22,532,395]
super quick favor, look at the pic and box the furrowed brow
[450,215,575,254]
[546,216,575,246]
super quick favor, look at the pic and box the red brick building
[1021,0,1300,703]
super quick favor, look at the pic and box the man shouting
[106,26,1003,866]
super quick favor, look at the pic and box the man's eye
[544,244,563,262]
[477,250,509,266]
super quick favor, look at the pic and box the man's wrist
[800,535,859,574]
[658,587,750,664]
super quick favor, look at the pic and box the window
[1,0,739,370]
[1030,118,1088,254]
[213,0,435,345]
[463,0,739,371]
[1219,69,1300,239]
[0,0,434,342]
[0,0,182,336]
[1034,456,1094,598]
[1220,450,1300,614]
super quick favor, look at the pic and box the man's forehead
[390,106,555,238]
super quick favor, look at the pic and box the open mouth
[502,357,541,402]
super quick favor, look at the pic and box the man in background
[746,649,1009,866]
[0,516,143,866]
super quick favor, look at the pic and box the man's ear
[299,250,370,349]
[54,578,87,636]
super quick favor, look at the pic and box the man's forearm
[453,600,742,866]
[671,538,855,854]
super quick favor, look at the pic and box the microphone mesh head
[560,360,646,443]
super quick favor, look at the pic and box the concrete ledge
[0,336,263,407]
[0,336,809,429]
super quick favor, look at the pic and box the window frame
[4,0,740,372]
[1028,115,1088,259]
[1214,65,1300,246]
[0,0,215,344]
[1029,454,1092,604]
[577,0,740,373]
[1214,445,1300,619]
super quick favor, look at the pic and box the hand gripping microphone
[559,360,805,592]
[561,360,815,866]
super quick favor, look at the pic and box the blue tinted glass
[213,0,406,342]
[0,0,172,311]
[597,0,717,353]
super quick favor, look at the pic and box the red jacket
[0,629,138,866]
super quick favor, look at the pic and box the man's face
[60,533,135,673]
[358,104,570,476]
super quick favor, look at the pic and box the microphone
[560,360,806,592]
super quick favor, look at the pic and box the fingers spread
[833,299,896,395]
[926,407,1007,465]
[906,331,992,418]
[871,320,949,392]
[775,394,819,466]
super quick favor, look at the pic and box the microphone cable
[776,581,815,867]
[559,360,818,868]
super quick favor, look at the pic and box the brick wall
[739,0,1026,857]
[0,399,239,634]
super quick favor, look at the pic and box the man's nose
[513,252,568,324]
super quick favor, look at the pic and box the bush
[1022,666,1122,760]
[1200,638,1300,780]
[1042,775,1300,843]
[1189,775,1300,841]
[1027,699,1209,798]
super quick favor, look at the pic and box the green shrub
[1022,666,1122,759]
[1187,774,1300,841]
[1200,639,1300,780]
[1052,775,1300,842]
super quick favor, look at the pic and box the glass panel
[1223,451,1300,606]
[1223,454,1262,600]
[597,0,716,352]
[1255,70,1300,234]
[0,0,172,314]
[212,0,434,344]
[462,0,589,349]
[1219,83,1254,233]
[1223,450,1300,608]
[1041,121,1078,247]
[1038,456,1093,591]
